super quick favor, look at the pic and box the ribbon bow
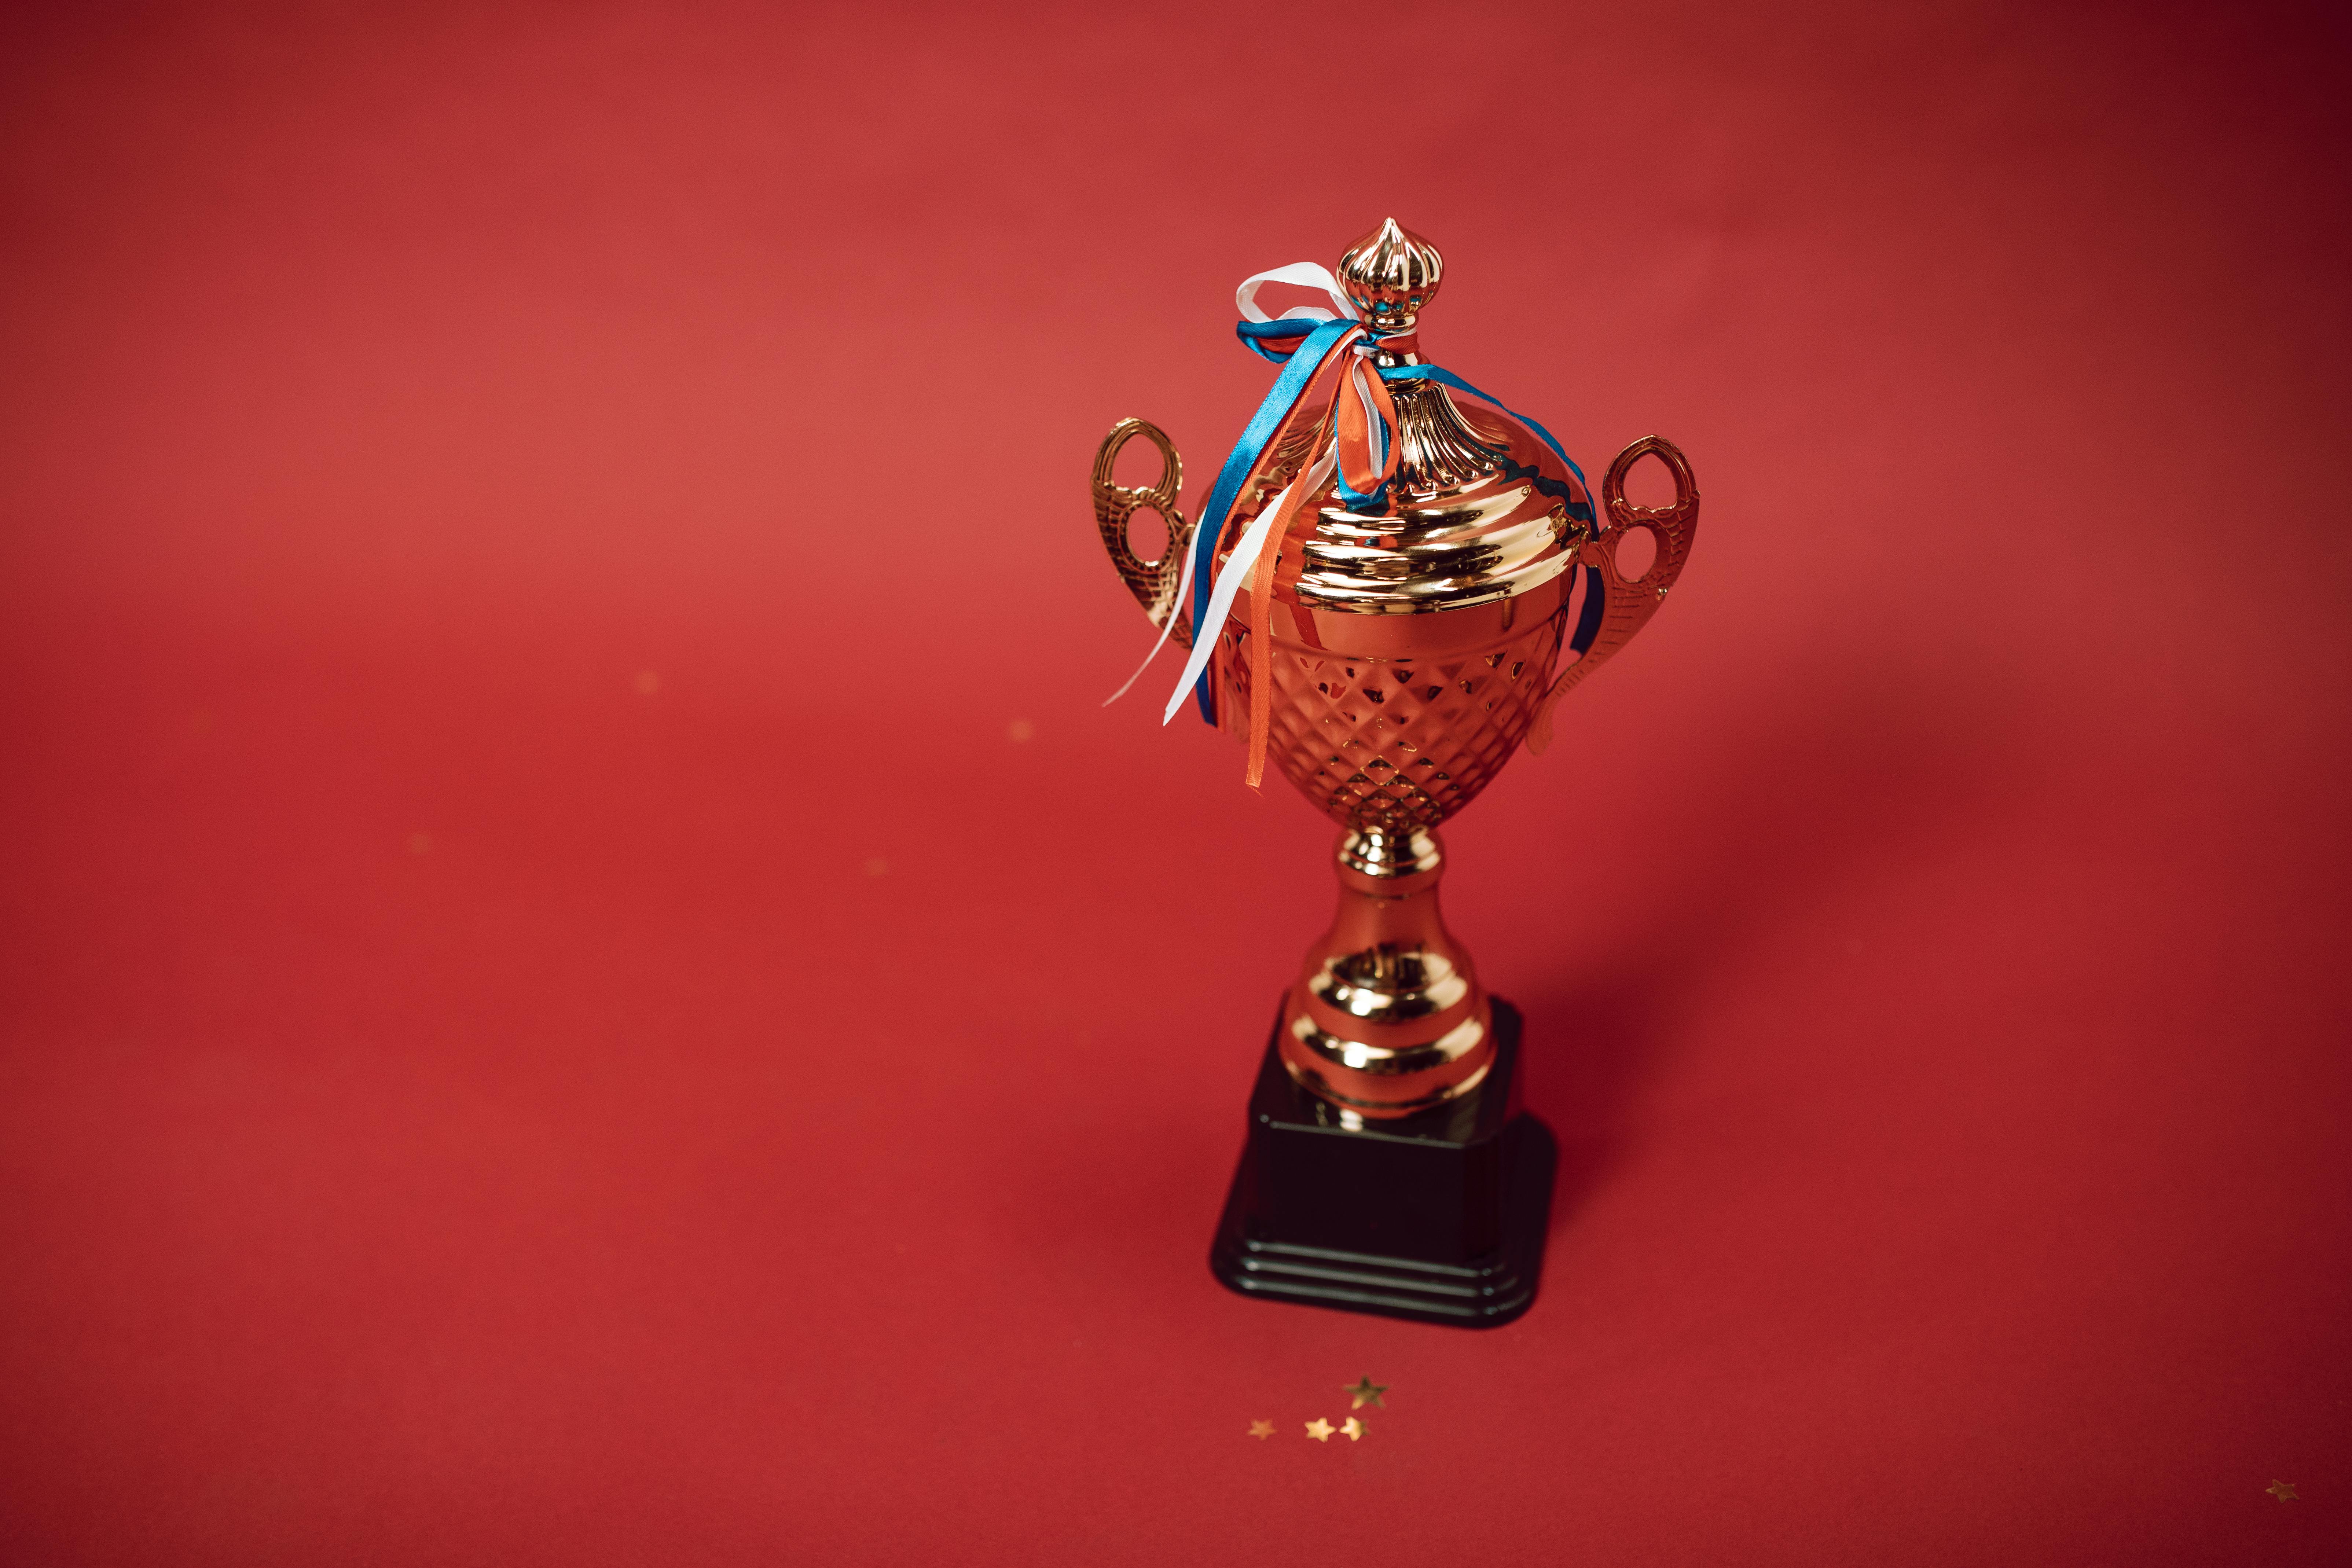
[1110,261,1594,793]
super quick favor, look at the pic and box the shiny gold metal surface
[1280,827,1493,1117]
[1285,393,1587,616]
[1527,434,1701,753]
[1338,216,1441,347]
[1092,222,1700,1118]
[1090,416,1195,648]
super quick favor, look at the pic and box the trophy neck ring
[1338,827,1443,884]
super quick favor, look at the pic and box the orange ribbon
[1331,352,1402,504]
[1185,333,1413,791]
[1235,348,1407,791]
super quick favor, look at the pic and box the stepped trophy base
[1209,996,1556,1328]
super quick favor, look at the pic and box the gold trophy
[1092,221,1698,1324]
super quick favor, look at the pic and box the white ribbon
[1235,261,1355,324]
[1098,519,1201,708]
[1241,262,1388,477]
[1157,443,1338,724]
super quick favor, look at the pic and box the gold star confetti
[1344,1376,1388,1410]
[1304,1418,1335,1442]
[1341,1417,1365,1441]
[1247,1420,1274,1440]
[2267,1480,2298,1502]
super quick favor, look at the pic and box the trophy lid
[1225,221,1594,619]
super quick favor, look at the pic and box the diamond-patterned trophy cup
[1092,221,1698,1325]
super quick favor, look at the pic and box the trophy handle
[1091,418,1196,650]
[1526,435,1700,754]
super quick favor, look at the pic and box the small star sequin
[1247,1420,1274,1440]
[2268,1480,2299,1502]
[1341,1417,1365,1441]
[1344,1376,1388,1410]
[1305,1418,1335,1442]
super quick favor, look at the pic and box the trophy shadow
[1509,961,1683,1244]
[1504,649,2015,1241]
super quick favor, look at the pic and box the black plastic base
[1209,997,1556,1328]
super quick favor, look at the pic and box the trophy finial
[1338,218,1443,334]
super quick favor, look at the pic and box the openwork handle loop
[1526,434,1701,754]
[1091,418,1195,650]
[1597,435,1699,594]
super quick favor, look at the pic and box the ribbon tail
[1184,317,1362,719]
[1333,357,1403,507]
[1244,534,1279,788]
[1162,449,1332,729]
[1245,448,1334,786]
[1100,521,1200,706]
[1364,367,1401,490]
[1161,490,1285,726]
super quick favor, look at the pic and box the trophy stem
[1275,827,1497,1120]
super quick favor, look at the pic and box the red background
[3,2,2347,1562]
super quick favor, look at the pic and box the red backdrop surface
[2,1,2348,1563]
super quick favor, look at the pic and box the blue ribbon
[1235,317,1328,364]
[1184,315,1357,720]
[1380,365,1587,496]
[1184,323,1594,724]
[1385,366,1603,656]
